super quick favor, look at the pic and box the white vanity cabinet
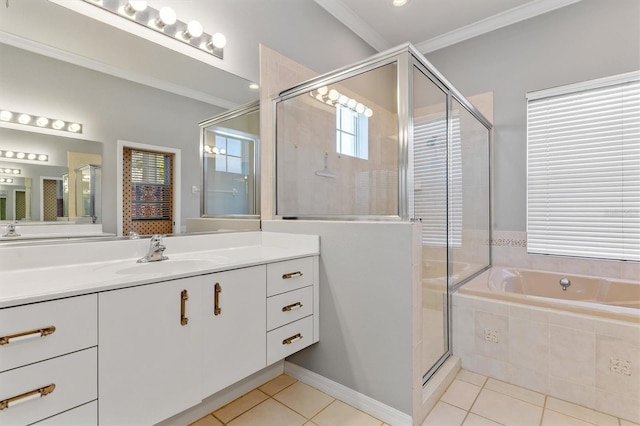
[98,275,204,426]
[201,266,267,397]
[0,295,98,426]
[266,257,318,365]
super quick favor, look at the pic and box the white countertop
[0,232,319,308]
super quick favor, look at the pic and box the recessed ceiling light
[249,83,259,90]
[393,0,408,6]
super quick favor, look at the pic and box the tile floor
[423,369,639,426]
[190,370,639,426]
[189,374,388,426]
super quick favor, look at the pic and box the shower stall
[271,43,491,417]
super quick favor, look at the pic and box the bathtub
[459,266,639,322]
[453,266,640,422]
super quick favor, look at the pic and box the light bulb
[318,86,328,95]
[36,117,49,127]
[13,169,21,174]
[356,103,365,114]
[124,0,147,15]
[249,83,259,90]
[0,111,12,121]
[392,0,407,6]
[18,114,31,124]
[154,7,176,28]
[183,20,203,40]
[328,89,339,101]
[5,151,14,158]
[52,120,65,130]
[338,95,348,105]
[38,154,48,161]
[27,153,36,160]
[347,99,357,108]
[68,123,81,133]
[211,33,226,49]
[16,152,25,159]
[364,108,373,117]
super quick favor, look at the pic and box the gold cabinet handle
[180,289,189,326]
[214,283,222,316]
[0,383,55,411]
[0,326,56,346]
[282,333,303,345]
[282,271,303,279]
[282,302,303,312]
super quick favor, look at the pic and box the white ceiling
[314,0,582,52]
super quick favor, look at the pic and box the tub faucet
[2,222,20,237]
[137,234,168,263]
[559,277,571,291]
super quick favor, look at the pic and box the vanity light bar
[83,0,226,59]
[0,150,48,162]
[0,178,14,183]
[309,87,373,117]
[0,109,83,134]
[0,168,21,175]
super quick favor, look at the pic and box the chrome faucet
[137,234,168,263]
[2,222,20,237]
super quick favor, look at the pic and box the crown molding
[314,0,392,52]
[0,31,237,109]
[416,0,582,53]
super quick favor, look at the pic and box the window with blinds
[526,71,640,261]
[131,150,172,221]
[414,114,462,246]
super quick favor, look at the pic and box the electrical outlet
[483,328,499,343]
[610,357,631,376]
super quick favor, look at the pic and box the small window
[336,104,368,159]
[526,71,640,261]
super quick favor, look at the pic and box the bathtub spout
[559,278,571,291]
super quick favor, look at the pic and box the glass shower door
[412,66,451,380]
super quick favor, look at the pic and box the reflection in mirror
[200,101,260,218]
[0,127,103,224]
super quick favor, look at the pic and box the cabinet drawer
[34,401,97,425]
[267,257,314,297]
[267,286,313,331]
[267,316,313,365]
[0,347,97,426]
[0,295,97,372]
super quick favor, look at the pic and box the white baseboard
[284,361,413,426]
[158,362,284,426]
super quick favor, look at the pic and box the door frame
[40,176,63,222]
[117,140,181,236]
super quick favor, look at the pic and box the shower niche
[273,44,492,384]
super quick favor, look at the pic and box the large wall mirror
[0,0,259,242]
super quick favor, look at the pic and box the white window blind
[414,115,462,247]
[131,150,171,221]
[526,72,640,261]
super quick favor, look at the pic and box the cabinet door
[201,266,266,397]
[98,276,203,426]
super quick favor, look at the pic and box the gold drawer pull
[0,383,56,411]
[282,333,303,345]
[282,271,303,279]
[0,326,56,346]
[180,289,189,326]
[214,283,222,316]
[282,302,303,312]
